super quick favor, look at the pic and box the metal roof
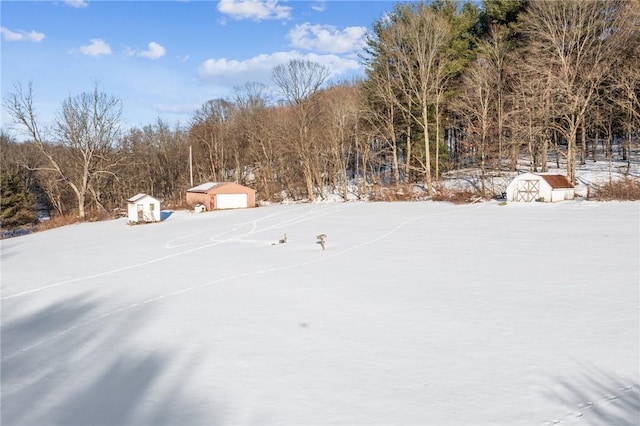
[127,193,149,202]
[186,182,223,193]
[539,174,574,189]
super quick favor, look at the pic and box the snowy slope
[1,200,639,425]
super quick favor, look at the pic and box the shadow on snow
[1,295,217,425]
[544,364,639,425]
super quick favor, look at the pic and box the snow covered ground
[1,199,638,425]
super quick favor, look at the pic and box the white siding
[551,188,575,202]
[127,195,161,223]
[507,173,574,202]
[539,185,553,202]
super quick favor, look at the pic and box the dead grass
[369,184,489,204]
[36,215,80,231]
[594,178,640,201]
[37,209,121,231]
[87,209,120,222]
[369,184,424,202]
[431,187,487,204]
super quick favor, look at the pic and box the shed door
[515,179,540,202]
[216,194,248,209]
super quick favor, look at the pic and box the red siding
[186,182,256,209]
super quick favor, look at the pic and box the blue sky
[1,0,398,135]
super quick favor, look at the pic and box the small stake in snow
[316,234,327,250]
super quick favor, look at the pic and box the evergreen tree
[480,0,528,31]
[0,174,38,229]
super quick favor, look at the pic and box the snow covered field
[1,200,638,425]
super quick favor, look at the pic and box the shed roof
[539,174,573,189]
[127,193,157,203]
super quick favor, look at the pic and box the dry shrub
[432,188,484,204]
[36,215,80,231]
[36,210,119,231]
[87,209,119,222]
[595,178,640,201]
[370,184,422,202]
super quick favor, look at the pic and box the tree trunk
[422,105,433,195]
[541,137,548,172]
[567,124,578,184]
[580,121,587,165]
[405,123,412,183]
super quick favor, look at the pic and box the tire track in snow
[163,205,311,249]
[3,203,483,360]
[1,209,422,361]
[2,204,338,300]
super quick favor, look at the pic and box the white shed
[127,193,161,224]
[506,173,575,202]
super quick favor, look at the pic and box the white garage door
[216,193,248,209]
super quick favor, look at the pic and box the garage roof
[187,182,223,193]
[187,182,256,195]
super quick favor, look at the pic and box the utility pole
[189,145,194,187]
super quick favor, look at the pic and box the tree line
[2,0,638,226]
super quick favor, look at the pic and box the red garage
[186,182,256,210]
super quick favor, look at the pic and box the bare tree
[318,82,360,200]
[361,50,405,187]
[150,120,189,200]
[507,51,558,174]
[479,24,512,170]
[189,99,233,182]
[4,82,123,220]
[271,59,330,201]
[520,0,628,183]
[364,3,454,195]
[271,59,330,106]
[232,82,279,199]
[451,57,493,196]
[608,0,640,174]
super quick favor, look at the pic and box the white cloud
[124,42,167,59]
[216,0,292,21]
[78,38,112,56]
[288,23,367,54]
[138,42,166,59]
[0,26,45,42]
[65,0,88,8]
[198,50,361,86]
[310,1,326,12]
